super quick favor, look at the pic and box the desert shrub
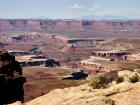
[106,75,116,83]
[115,76,124,84]
[89,76,105,89]
[89,75,115,89]
[129,74,139,83]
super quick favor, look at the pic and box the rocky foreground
[10,70,140,105]
[0,51,26,104]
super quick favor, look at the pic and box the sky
[0,0,140,19]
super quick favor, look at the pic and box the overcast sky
[0,0,140,19]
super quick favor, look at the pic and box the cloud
[70,3,104,11]
[87,4,104,11]
[70,3,85,11]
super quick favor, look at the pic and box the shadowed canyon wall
[0,51,26,104]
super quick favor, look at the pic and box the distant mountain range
[32,16,50,19]
[79,15,130,20]
[16,15,138,20]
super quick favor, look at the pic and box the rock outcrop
[0,51,26,104]
[24,82,140,105]
[21,70,140,105]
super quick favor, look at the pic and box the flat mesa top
[92,50,128,54]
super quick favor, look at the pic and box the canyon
[1,19,140,105]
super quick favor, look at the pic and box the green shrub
[129,74,139,83]
[89,75,115,89]
[115,76,124,84]
[89,76,105,89]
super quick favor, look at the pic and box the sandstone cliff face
[0,19,140,38]
[26,20,41,30]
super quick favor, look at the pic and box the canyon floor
[23,66,87,102]
[1,31,140,104]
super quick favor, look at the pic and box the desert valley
[0,19,140,105]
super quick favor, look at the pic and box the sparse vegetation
[115,76,124,84]
[129,74,139,83]
[89,75,115,89]
[89,76,106,89]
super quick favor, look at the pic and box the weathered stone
[0,51,26,104]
